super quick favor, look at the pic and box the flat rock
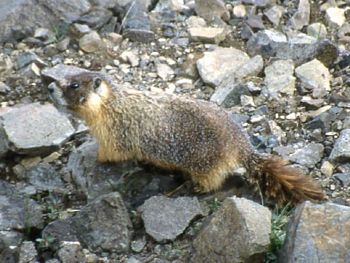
[42,64,90,82]
[280,201,350,262]
[210,81,250,108]
[188,27,227,44]
[264,6,284,26]
[18,241,37,263]
[194,0,229,22]
[295,59,331,98]
[197,47,250,86]
[329,129,350,163]
[139,196,203,242]
[0,103,75,156]
[334,173,350,187]
[43,192,132,253]
[193,197,271,263]
[264,59,296,96]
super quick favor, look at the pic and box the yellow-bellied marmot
[49,71,326,204]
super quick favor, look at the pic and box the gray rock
[25,162,65,192]
[120,50,140,67]
[0,181,43,240]
[0,103,75,156]
[300,96,324,110]
[70,23,91,37]
[247,30,338,66]
[67,137,135,200]
[307,23,327,39]
[264,6,284,26]
[42,64,90,83]
[0,0,92,42]
[18,241,37,263]
[197,47,250,86]
[289,0,310,30]
[210,81,249,108]
[57,241,85,263]
[295,59,330,98]
[242,0,273,7]
[264,59,296,96]
[44,192,131,253]
[131,237,146,253]
[139,196,203,242]
[288,143,324,168]
[76,7,113,29]
[193,197,271,263]
[246,15,265,30]
[329,129,350,162]
[280,201,350,263]
[334,173,350,187]
[188,27,227,44]
[235,55,264,79]
[156,62,175,81]
[79,31,103,53]
[0,82,11,95]
[194,0,229,22]
[16,51,46,69]
[122,0,155,43]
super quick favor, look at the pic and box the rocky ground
[0,0,350,262]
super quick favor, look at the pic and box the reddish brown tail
[248,154,327,204]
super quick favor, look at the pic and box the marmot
[49,71,326,204]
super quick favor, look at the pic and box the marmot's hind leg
[191,171,226,193]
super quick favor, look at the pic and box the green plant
[36,235,56,251]
[207,197,222,213]
[265,203,292,263]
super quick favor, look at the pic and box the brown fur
[53,72,326,204]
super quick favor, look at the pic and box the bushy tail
[247,154,327,204]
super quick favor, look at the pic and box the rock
[120,51,140,67]
[264,59,296,96]
[0,0,91,42]
[0,82,10,95]
[139,196,203,242]
[295,59,331,98]
[42,64,90,83]
[186,16,207,27]
[131,238,146,253]
[325,7,346,27]
[25,162,65,192]
[307,23,327,39]
[122,0,155,43]
[233,5,246,18]
[280,201,350,262]
[289,0,310,30]
[329,129,350,163]
[320,161,334,177]
[16,51,46,69]
[156,62,175,81]
[264,6,284,26]
[70,23,91,37]
[0,103,75,156]
[56,37,70,52]
[188,27,227,44]
[0,181,43,247]
[43,192,132,253]
[34,27,52,41]
[242,0,272,7]
[76,7,113,29]
[210,81,249,108]
[246,15,265,30]
[18,241,37,263]
[235,55,264,79]
[57,241,85,263]
[288,143,324,168]
[247,30,338,66]
[196,47,250,86]
[334,173,350,187]
[194,0,229,22]
[300,96,324,110]
[193,197,271,263]
[79,31,103,53]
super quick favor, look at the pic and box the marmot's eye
[69,82,80,89]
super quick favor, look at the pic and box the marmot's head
[48,72,111,112]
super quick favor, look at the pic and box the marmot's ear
[94,77,102,90]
